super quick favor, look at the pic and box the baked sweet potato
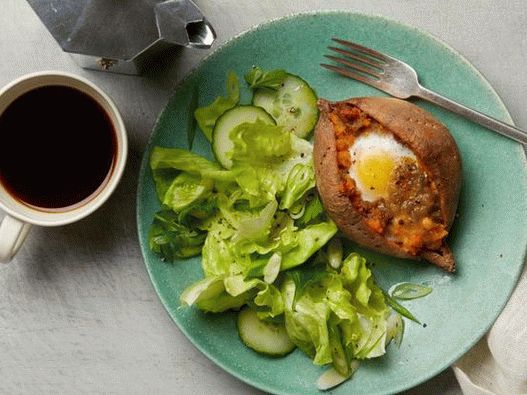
[314,97,462,272]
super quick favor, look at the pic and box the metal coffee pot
[27,0,216,75]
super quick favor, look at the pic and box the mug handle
[0,215,31,263]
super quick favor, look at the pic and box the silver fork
[322,38,527,145]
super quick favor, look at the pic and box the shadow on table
[403,368,461,395]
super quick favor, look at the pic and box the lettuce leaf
[281,221,338,270]
[231,200,278,242]
[235,211,297,257]
[341,253,387,315]
[180,276,249,313]
[229,120,291,166]
[279,163,315,210]
[244,66,287,90]
[282,251,394,373]
[201,226,242,277]
[152,168,179,202]
[150,147,234,182]
[253,283,284,319]
[223,275,260,296]
[181,274,284,318]
[162,172,213,212]
[233,166,284,208]
[288,295,332,364]
[194,71,240,141]
[228,130,313,209]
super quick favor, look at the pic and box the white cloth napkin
[452,261,527,395]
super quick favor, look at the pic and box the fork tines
[321,37,388,85]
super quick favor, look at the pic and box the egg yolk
[355,153,395,198]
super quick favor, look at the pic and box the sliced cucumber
[252,74,318,139]
[237,307,295,357]
[212,105,275,169]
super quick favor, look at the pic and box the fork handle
[416,86,527,145]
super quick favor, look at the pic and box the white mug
[0,71,127,263]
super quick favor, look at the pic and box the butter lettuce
[182,274,284,319]
[253,283,284,319]
[228,119,292,165]
[244,66,287,90]
[180,276,249,313]
[233,166,284,208]
[162,172,213,212]
[281,222,337,270]
[150,147,234,183]
[194,71,240,141]
[282,252,396,375]
[226,120,294,207]
[230,200,278,243]
[150,116,338,289]
[279,163,315,210]
[152,168,179,202]
[297,193,324,226]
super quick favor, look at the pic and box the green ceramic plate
[137,12,527,394]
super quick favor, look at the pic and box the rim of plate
[137,10,527,394]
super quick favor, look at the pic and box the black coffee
[0,85,116,211]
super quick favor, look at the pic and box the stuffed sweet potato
[313,97,462,272]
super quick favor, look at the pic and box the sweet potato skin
[313,97,462,272]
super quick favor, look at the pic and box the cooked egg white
[348,131,416,202]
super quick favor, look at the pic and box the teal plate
[137,12,527,394]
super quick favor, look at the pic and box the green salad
[148,67,427,390]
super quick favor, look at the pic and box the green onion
[382,290,421,324]
[391,282,432,300]
[263,252,282,284]
[327,238,343,269]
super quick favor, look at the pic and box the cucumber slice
[212,105,275,169]
[237,307,295,357]
[252,74,318,139]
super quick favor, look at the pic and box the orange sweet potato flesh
[313,97,462,272]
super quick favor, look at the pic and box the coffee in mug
[0,72,127,263]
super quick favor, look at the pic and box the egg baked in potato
[314,97,462,272]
